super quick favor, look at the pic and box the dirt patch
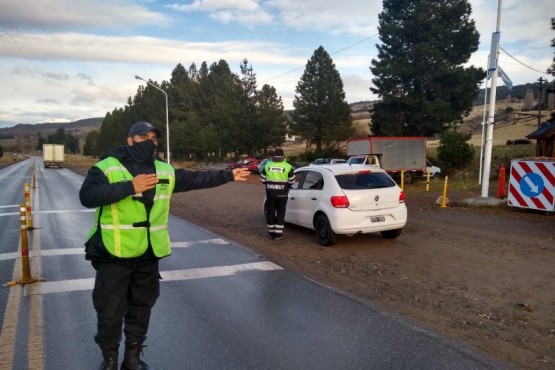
[64,162,554,369]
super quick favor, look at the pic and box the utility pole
[537,77,545,129]
[480,0,502,198]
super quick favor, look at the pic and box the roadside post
[441,176,449,208]
[24,182,34,229]
[426,169,431,192]
[7,205,45,286]
[32,166,37,189]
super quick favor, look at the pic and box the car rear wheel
[381,228,403,239]
[314,214,336,246]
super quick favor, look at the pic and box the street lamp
[135,75,170,164]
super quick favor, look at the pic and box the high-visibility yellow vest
[264,160,293,182]
[88,157,175,258]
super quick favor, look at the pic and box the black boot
[121,342,151,370]
[98,347,118,370]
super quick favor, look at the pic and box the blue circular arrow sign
[520,173,544,198]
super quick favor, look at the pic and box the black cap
[128,121,161,138]
[274,148,284,157]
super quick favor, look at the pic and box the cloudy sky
[0,0,553,128]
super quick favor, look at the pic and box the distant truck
[43,144,65,168]
[346,136,427,184]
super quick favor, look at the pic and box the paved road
[0,157,510,369]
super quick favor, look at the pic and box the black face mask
[128,139,157,163]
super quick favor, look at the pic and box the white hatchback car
[269,164,407,246]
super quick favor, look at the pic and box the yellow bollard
[441,176,449,208]
[32,167,37,189]
[7,205,39,285]
[426,169,431,192]
[400,170,405,191]
[24,182,33,229]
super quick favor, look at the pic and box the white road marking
[30,261,283,295]
[0,240,230,261]
[0,208,95,217]
[0,212,20,217]
[172,239,229,248]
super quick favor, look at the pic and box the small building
[526,112,555,158]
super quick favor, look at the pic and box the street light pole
[135,75,170,164]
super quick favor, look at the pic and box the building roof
[526,120,555,139]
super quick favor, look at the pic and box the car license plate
[371,216,385,222]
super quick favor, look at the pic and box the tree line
[84,59,289,161]
[36,128,80,154]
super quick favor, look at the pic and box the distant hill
[0,117,103,141]
[0,118,103,153]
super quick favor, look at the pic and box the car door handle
[311,197,317,200]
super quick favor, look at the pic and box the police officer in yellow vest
[260,148,295,239]
[79,121,249,370]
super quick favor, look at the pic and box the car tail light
[399,191,405,203]
[330,195,350,208]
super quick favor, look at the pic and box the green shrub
[437,131,475,170]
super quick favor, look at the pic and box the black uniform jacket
[79,146,234,265]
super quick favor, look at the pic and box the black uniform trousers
[265,194,288,238]
[92,259,160,349]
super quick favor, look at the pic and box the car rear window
[335,172,396,190]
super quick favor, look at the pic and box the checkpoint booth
[507,158,555,213]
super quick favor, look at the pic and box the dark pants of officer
[266,195,288,238]
[92,260,160,349]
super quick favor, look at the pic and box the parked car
[426,160,441,178]
[257,158,270,174]
[228,157,259,170]
[311,158,346,165]
[264,164,407,246]
[245,158,263,172]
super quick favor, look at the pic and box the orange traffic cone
[497,163,506,199]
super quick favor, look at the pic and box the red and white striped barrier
[508,159,555,212]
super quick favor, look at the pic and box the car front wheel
[381,228,403,239]
[314,214,336,246]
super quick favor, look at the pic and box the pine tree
[256,84,286,153]
[370,0,484,136]
[291,46,353,153]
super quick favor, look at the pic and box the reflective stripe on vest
[89,157,175,258]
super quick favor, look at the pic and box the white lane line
[0,212,20,217]
[30,261,283,295]
[0,204,20,209]
[0,249,83,261]
[33,209,95,214]
[0,209,95,217]
[0,240,229,261]
[172,239,229,248]
[0,252,19,261]
[161,261,282,281]
[38,248,84,256]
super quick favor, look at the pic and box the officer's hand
[132,173,159,193]
[232,168,250,182]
